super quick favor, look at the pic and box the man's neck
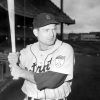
[38,43,54,51]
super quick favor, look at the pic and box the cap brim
[39,20,59,28]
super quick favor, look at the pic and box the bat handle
[11,37,16,53]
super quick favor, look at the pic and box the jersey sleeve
[50,43,75,81]
[34,71,67,90]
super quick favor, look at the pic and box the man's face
[36,24,57,46]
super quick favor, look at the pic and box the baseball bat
[7,0,18,79]
[7,0,16,53]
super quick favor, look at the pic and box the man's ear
[33,29,38,37]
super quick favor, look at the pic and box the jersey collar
[31,39,63,55]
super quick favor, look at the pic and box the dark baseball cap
[33,13,59,28]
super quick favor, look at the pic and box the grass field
[68,53,100,100]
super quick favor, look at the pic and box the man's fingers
[8,52,20,64]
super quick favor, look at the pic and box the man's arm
[9,64,36,83]
[34,71,67,90]
[20,69,67,90]
[9,64,67,90]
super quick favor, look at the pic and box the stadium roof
[0,0,75,34]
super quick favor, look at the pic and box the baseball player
[8,13,75,100]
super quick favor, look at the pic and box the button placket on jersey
[38,53,44,66]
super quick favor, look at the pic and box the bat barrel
[7,0,16,53]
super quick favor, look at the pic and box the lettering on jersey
[55,55,65,68]
[32,58,52,72]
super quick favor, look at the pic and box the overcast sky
[51,0,100,33]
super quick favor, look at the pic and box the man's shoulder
[20,42,37,54]
[58,41,73,53]
[62,42,73,50]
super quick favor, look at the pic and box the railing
[0,53,10,81]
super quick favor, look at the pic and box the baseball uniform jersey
[19,39,74,99]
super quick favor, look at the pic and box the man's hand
[8,52,20,79]
[8,52,19,65]
[9,64,22,79]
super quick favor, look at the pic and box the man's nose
[49,30,54,37]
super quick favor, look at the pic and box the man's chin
[48,42,56,46]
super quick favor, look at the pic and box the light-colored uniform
[19,39,74,99]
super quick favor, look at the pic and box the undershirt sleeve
[34,71,67,90]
